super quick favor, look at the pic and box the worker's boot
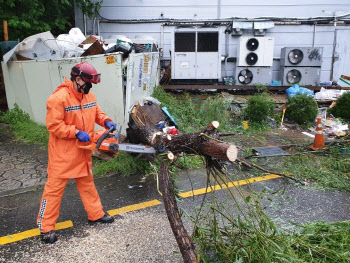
[41,231,57,244]
[88,213,114,224]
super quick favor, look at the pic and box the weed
[153,87,235,132]
[93,152,153,177]
[0,104,49,146]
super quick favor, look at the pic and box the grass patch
[0,105,49,147]
[152,86,235,132]
[93,152,153,177]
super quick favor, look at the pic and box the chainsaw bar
[109,143,156,154]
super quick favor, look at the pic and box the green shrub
[244,95,275,123]
[328,92,350,120]
[285,94,318,127]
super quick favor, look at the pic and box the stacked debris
[3,28,158,64]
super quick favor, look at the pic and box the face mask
[77,81,92,94]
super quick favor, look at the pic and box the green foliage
[192,169,350,262]
[285,94,318,128]
[152,86,234,132]
[281,149,350,191]
[0,104,48,146]
[328,92,350,120]
[0,0,103,41]
[243,95,275,123]
[93,152,152,177]
[290,221,350,262]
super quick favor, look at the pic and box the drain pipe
[160,23,164,58]
[312,22,317,47]
[82,0,87,35]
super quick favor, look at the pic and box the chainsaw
[76,126,156,154]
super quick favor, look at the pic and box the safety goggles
[72,67,101,84]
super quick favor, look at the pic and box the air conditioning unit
[280,67,321,86]
[280,47,323,67]
[236,67,272,85]
[237,36,274,67]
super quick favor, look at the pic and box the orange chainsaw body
[76,129,119,152]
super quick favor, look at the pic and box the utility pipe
[3,20,8,41]
[217,0,221,19]
[83,0,87,35]
[160,23,164,58]
[312,22,317,47]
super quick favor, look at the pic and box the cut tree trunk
[160,162,198,263]
[126,121,237,262]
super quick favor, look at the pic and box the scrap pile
[3,28,157,63]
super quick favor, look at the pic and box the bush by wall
[328,92,350,120]
[285,94,318,127]
[243,95,275,123]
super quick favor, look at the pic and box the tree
[0,0,102,41]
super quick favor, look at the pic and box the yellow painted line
[1,174,281,245]
[179,174,281,198]
[108,199,162,216]
[0,220,73,245]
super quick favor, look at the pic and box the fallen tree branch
[239,158,307,185]
[159,162,198,263]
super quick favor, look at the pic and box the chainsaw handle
[76,140,96,150]
[95,126,115,150]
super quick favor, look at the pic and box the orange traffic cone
[309,117,326,151]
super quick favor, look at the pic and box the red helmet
[71,62,101,84]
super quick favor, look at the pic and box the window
[175,33,195,52]
[197,32,218,52]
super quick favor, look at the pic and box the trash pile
[3,28,158,64]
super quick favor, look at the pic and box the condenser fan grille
[246,38,259,51]
[245,52,258,66]
[286,69,302,84]
[288,49,304,65]
[238,69,253,84]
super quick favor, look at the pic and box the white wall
[75,0,350,82]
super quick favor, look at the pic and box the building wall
[75,0,350,82]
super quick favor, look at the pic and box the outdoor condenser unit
[280,67,321,86]
[280,47,323,67]
[172,31,220,80]
[236,67,272,85]
[280,47,322,86]
[237,36,274,67]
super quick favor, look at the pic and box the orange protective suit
[37,78,111,233]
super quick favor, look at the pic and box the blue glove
[105,120,117,131]
[75,130,90,142]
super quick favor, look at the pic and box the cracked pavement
[0,124,48,194]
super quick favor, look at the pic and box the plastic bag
[286,84,314,98]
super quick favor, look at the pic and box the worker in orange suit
[37,62,116,244]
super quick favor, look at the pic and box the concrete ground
[0,124,349,262]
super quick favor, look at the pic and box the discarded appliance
[5,31,62,61]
